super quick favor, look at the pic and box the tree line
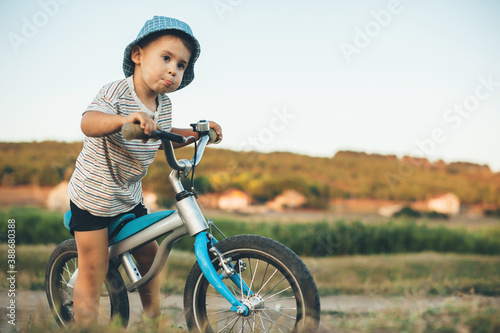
[1,207,499,257]
[1,141,499,207]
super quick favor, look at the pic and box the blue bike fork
[194,231,252,315]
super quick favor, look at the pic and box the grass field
[320,296,500,333]
[1,245,500,297]
[5,295,500,333]
[1,245,499,332]
[1,212,499,331]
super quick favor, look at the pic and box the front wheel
[184,235,321,333]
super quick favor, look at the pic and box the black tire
[45,239,130,327]
[184,235,321,333]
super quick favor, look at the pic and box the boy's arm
[81,111,156,143]
[170,127,199,149]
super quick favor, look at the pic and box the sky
[1,0,499,171]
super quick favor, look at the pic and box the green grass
[1,245,499,332]
[1,245,499,298]
[305,252,500,297]
[321,295,500,333]
[4,310,189,333]
[8,295,500,333]
[2,207,500,256]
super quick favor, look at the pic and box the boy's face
[132,35,192,94]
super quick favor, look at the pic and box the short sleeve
[156,93,173,131]
[84,85,117,115]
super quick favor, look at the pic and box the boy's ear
[131,45,142,65]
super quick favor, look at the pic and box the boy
[67,16,222,326]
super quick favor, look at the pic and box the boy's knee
[88,258,109,272]
[79,260,109,282]
[77,248,109,280]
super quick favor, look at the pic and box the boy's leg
[133,240,161,318]
[73,229,109,326]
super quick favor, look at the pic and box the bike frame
[68,130,251,315]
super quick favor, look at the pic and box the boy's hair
[136,30,196,61]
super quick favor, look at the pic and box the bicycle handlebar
[121,122,220,172]
[122,122,187,144]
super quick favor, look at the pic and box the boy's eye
[162,56,170,61]
[177,63,185,70]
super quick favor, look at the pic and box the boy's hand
[123,112,156,143]
[208,121,223,142]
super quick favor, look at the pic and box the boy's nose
[167,65,176,76]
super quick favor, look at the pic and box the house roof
[429,192,459,200]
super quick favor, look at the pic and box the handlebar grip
[122,123,161,141]
[209,129,222,144]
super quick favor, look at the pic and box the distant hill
[0,141,499,207]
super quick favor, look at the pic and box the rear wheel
[45,239,129,327]
[184,235,320,332]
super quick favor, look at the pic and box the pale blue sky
[1,0,499,171]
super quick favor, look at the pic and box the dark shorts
[69,200,148,235]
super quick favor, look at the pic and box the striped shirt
[67,76,172,217]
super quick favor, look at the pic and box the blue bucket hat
[123,16,201,91]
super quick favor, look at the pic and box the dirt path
[1,290,499,331]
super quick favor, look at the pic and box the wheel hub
[240,295,265,316]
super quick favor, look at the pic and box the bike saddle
[63,210,176,243]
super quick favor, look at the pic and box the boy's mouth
[163,79,173,87]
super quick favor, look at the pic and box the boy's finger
[146,121,155,135]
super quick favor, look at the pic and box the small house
[218,189,251,211]
[427,192,460,215]
[267,189,307,211]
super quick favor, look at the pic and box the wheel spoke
[226,280,243,298]
[206,302,232,309]
[256,313,268,332]
[262,277,286,298]
[261,307,296,320]
[60,275,68,286]
[264,285,292,302]
[244,318,253,332]
[216,314,239,332]
[259,310,292,332]
[213,312,238,324]
[63,262,71,275]
[233,316,242,333]
[206,292,229,299]
[265,307,296,311]
[264,296,295,303]
[210,281,240,301]
[254,314,266,332]
[259,262,270,293]
[247,259,259,297]
[256,268,279,295]
[239,317,244,332]
[207,308,233,316]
